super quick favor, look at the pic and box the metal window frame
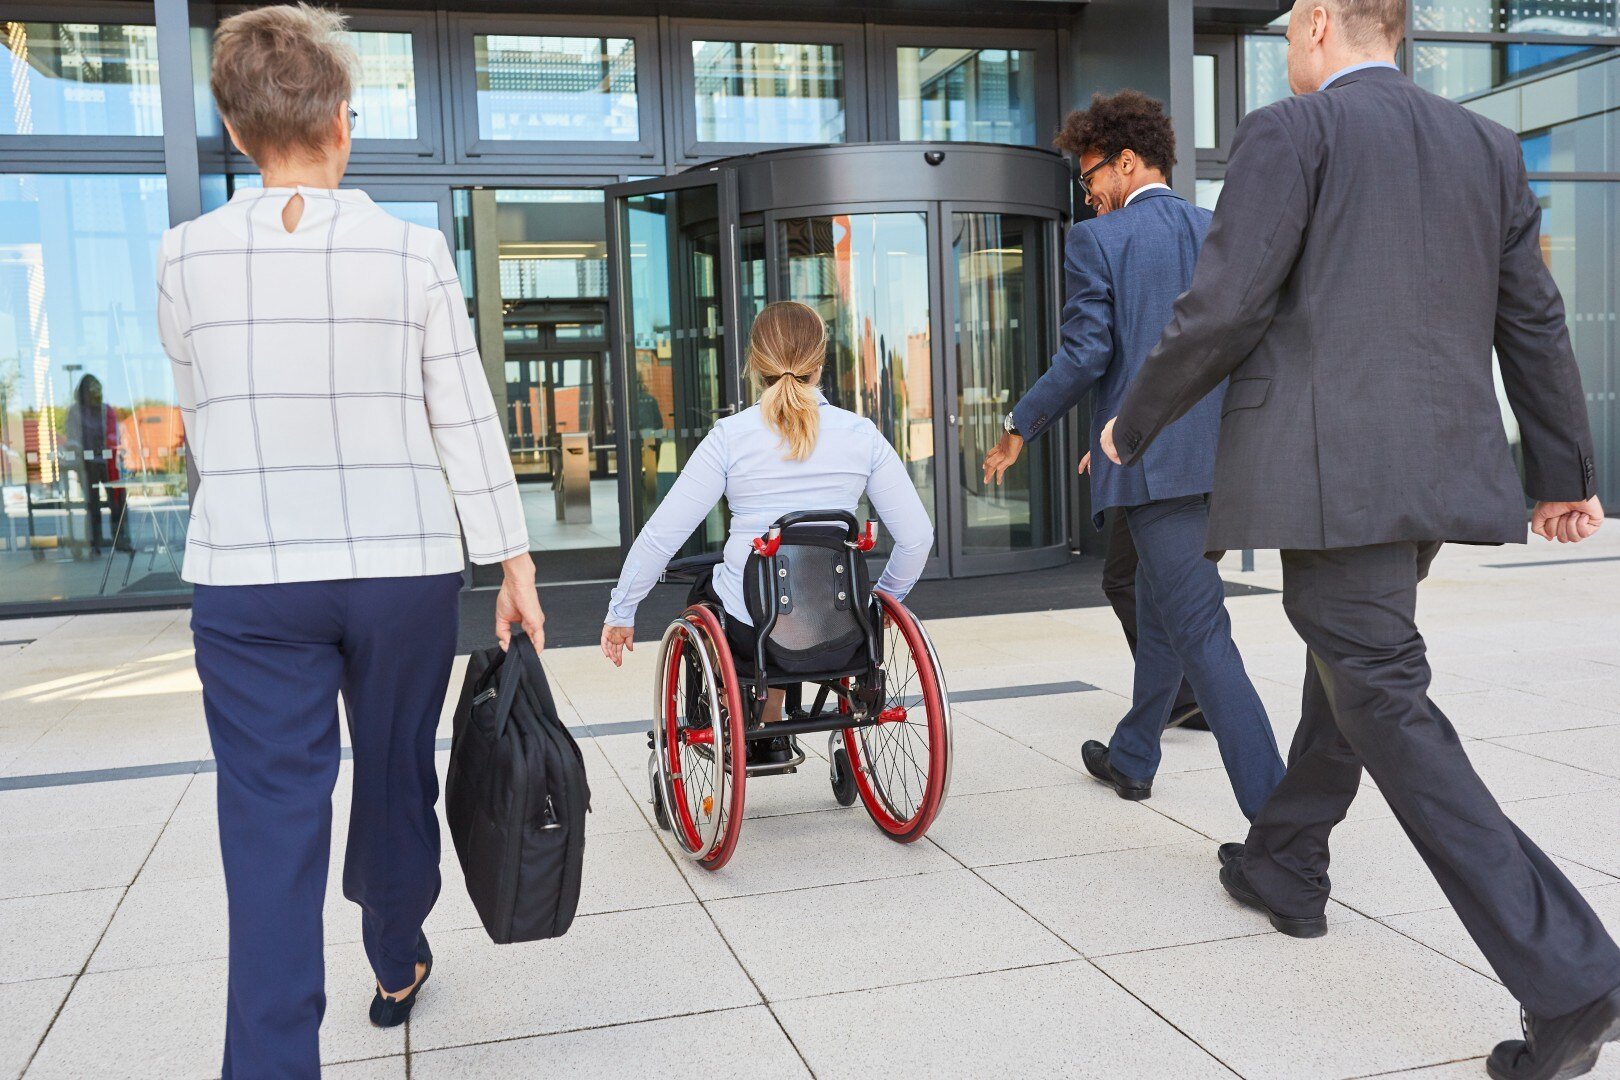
[0,2,166,159]
[1194,34,1239,164]
[671,18,868,162]
[869,25,1059,147]
[447,13,663,166]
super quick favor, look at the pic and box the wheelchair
[647,510,952,871]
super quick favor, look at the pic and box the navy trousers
[1107,495,1284,819]
[191,573,460,1080]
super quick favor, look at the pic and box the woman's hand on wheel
[495,554,544,651]
[601,625,635,666]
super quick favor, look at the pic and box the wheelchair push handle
[750,510,878,557]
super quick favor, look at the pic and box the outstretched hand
[982,433,1025,485]
[1100,417,1122,464]
[1531,497,1604,544]
[495,555,544,651]
[601,624,635,666]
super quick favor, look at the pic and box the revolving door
[607,142,1072,577]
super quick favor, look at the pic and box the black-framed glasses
[346,106,358,133]
[1077,150,1120,203]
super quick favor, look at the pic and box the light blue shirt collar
[1319,60,1399,91]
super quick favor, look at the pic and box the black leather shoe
[1081,740,1151,801]
[1488,988,1620,1080]
[1168,705,1210,731]
[369,933,432,1028]
[1217,842,1328,939]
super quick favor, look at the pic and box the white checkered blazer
[156,186,530,585]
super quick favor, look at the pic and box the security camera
[923,150,945,166]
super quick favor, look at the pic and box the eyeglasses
[1077,150,1120,203]
[346,106,358,133]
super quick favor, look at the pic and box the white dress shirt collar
[1320,60,1400,91]
[1124,182,1173,207]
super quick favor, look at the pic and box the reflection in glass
[344,31,417,141]
[1195,178,1225,212]
[493,189,607,301]
[620,187,727,547]
[777,213,936,556]
[896,47,1037,145]
[1416,45,1619,172]
[0,174,189,607]
[1,22,162,136]
[1243,35,1291,115]
[474,35,638,142]
[692,41,845,143]
[952,213,1057,555]
[1414,0,1619,35]
[1194,54,1218,148]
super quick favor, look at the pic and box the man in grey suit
[984,91,1283,819]
[1101,2,1619,1076]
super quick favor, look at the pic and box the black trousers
[1102,507,1197,715]
[1241,542,1620,1018]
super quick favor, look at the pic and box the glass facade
[691,41,846,143]
[1414,0,1620,35]
[474,35,639,142]
[346,30,418,141]
[896,47,1037,144]
[0,174,187,607]
[2,21,162,137]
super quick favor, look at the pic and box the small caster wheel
[648,753,672,831]
[829,743,859,807]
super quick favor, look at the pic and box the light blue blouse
[605,396,934,628]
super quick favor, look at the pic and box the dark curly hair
[1054,90,1177,176]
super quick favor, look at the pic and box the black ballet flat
[368,933,432,1028]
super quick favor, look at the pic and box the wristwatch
[1002,411,1020,436]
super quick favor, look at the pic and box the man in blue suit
[983,90,1283,819]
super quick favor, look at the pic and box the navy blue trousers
[191,574,460,1080]
[1107,495,1284,819]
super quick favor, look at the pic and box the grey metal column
[1067,0,1198,201]
[154,0,204,227]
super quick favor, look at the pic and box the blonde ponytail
[748,301,827,461]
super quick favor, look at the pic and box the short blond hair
[211,4,355,163]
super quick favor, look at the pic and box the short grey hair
[211,4,355,163]
[1329,0,1407,49]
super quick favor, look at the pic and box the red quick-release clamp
[855,521,878,552]
[752,527,782,557]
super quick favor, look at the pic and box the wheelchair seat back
[743,522,873,676]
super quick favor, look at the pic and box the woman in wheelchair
[600,301,950,868]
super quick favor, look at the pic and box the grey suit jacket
[1112,65,1596,552]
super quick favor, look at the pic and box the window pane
[345,31,417,141]
[1416,44,1620,172]
[0,174,190,607]
[895,47,1038,145]
[1196,178,1225,211]
[692,41,845,143]
[474,35,638,142]
[1194,54,1219,148]
[1414,0,1619,35]
[492,189,607,301]
[1,21,162,136]
[1243,35,1291,115]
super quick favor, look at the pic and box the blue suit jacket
[1012,188,1221,525]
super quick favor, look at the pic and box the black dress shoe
[1081,740,1151,801]
[1217,842,1328,939]
[1488,988,1620,1080]
[369,933,432,1028]
[1167,704,1209,731]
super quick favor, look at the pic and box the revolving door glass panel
[774,212,939,560]
[952,212,1061,558]
[618,184,729,553]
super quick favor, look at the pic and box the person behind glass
[62,374,132,556]
[154,7,541,1077]
[600,301,932,762]
[981,91,1283,819]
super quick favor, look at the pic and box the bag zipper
[472,686,497,707]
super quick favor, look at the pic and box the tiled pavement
[6,535,1620,1078]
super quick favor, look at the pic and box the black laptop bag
[446,631,589,944]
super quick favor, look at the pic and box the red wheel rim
[662,605,747,870]
[661,631,707,853]
[841,593,949,841]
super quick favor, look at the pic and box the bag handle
[492,630,558,739]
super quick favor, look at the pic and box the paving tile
[1095,919,1518,1080]
[1382,882,1620,985]
[706,868,1073,1001]
[3,713,209,778]
[0,824,161,900]
[924,780,1200,867]
[774,959,1231,1080]
[981,840,1338,957]
[1446,740,1619,803]
[0,975,72,1079]
[411,1006,811,1079]
[1376,1057,1620,1078]
[0,775,190,837]
[1435,689,1620,740]
[1145,766,1394,846]
[133,814,223,884]
[1504,790,1620,878]
[0,889,122,983]
[1327,814,1613,918]
[667,800,956,900]
[407,906,759,1052]
[943,714,1093,796]
[1493,725,1620,780]
[324,1056,407,1079]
